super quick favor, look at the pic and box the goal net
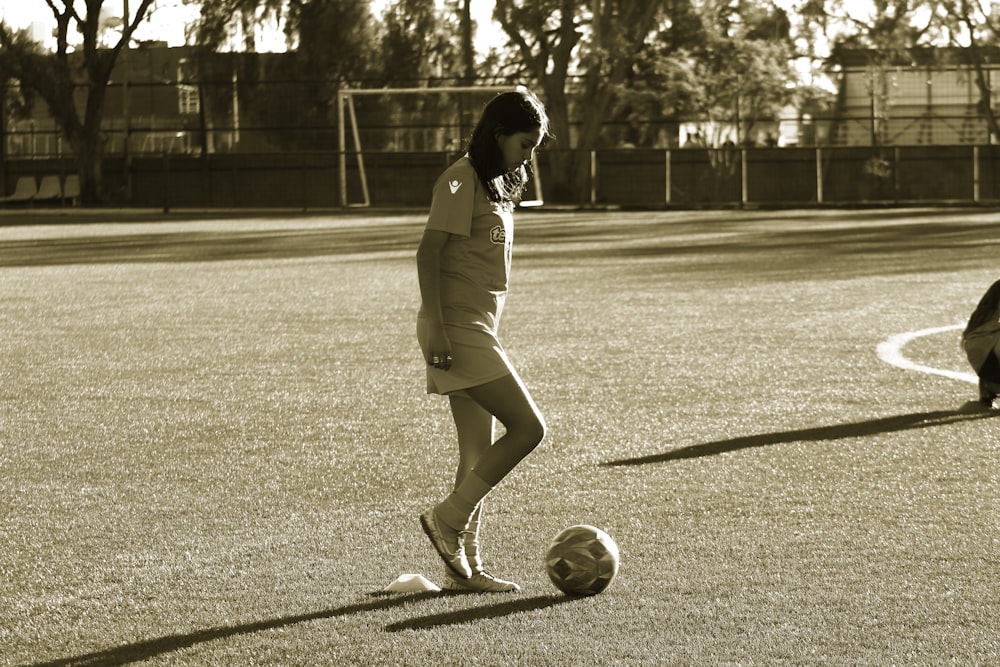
[336,86,543,207]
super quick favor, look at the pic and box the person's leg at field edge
[421,372,545,578]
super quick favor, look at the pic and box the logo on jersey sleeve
[449,180,462,194]
[490,224,506,244]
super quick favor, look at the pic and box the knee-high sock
[465,502,483,571]
[435,471,492,531]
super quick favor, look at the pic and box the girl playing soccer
[415,90,549,592]
[962,278,1000,408]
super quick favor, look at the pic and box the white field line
[876,324,978,385]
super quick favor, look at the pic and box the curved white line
[876,324,978,385]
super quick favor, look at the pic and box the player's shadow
[384,594,576,632]
[603,408,1000,466]
[27,592,443,667]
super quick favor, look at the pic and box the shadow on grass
[6,210,1000,270]
[384,594,577,632]
[0,225,420,267]
[603,408,1000,466]
[28,592,444,667]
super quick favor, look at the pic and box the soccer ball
[545,524,620,596]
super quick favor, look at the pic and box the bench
[0,176,38,204]
[1,174,81,206]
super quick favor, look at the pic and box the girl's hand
[426,325,453,370]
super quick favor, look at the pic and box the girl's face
[498,127,544,173]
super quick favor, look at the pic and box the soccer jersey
[421,156,513,334]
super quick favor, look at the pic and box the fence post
[664,149,671,205]
[590,150,597,206]
[974,145,981,203]
[893,146,900,203]
[162,152,170,213]
[740,148,748,206]
[232,153,239,207]
[816,147,824,204]
[0,83,6,196]
[301,154,308,212]
[337,90,346,207]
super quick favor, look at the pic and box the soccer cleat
[420,509,472,579]
[442,568,521,592]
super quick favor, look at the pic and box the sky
[0,0,198,49]
[0,0,498,52]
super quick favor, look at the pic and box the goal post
[336,86,540,207]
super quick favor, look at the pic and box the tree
[0,0,155,204]
[936,0,1000,142]
[378,0,462,86]
[452,0,476,82]
[803,0,940,145]
[492,0,801,200]
[494,0,671,202]
[687,1,798,147]
[186,0,377,154]
[612,1,707,148]
[284,0,377,122]
[187,0,286,52]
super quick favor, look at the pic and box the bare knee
[531,412,547,446]
[517,410,546,452]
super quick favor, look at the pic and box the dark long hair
[467,89,550,206]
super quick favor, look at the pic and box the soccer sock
[434,471,492,531]
[466,503,483,571]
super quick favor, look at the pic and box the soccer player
[962,278,1000,408]
[415,90,549,592]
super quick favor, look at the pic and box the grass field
[1,207,998,666]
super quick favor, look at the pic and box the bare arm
[416,229,453,369]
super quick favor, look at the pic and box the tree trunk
[77,137,105,205]
[458,0,475,82]
[537,80,585,203]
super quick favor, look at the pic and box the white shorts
[416,318,514,396]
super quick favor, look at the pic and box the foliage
[493,0,675,200]
[818,0,939,55]
[185,0,286,51]
[0,0,155,203]
[800,0,1000,145]
[378,0,463,86]
[934,0,1000,141]
[11,1,1000,203]
[280,0,377,147]
[693,2,798,147]
[285,0,376,84]
[490,0,803,198]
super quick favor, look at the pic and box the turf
[1,207,998,665]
